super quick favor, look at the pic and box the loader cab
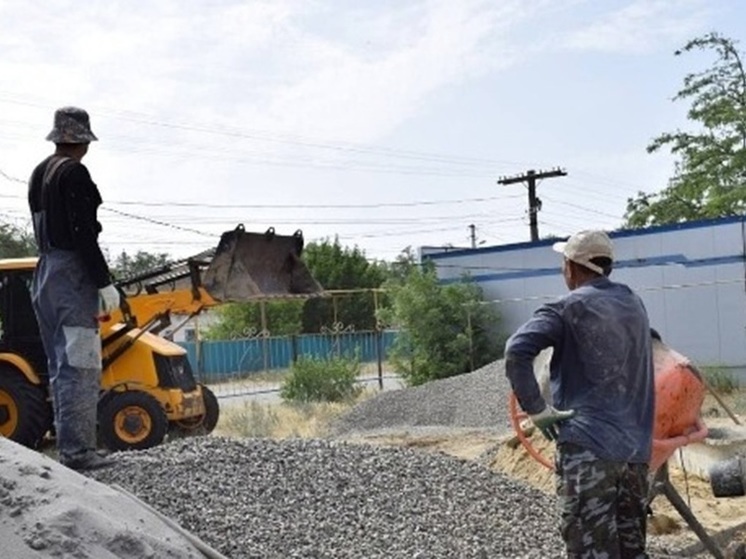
[0,258,48,383]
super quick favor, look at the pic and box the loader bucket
[203,225,324,301]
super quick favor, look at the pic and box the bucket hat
[46,106,98,143]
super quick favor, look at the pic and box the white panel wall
[424,218,746,370]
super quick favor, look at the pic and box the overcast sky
[1,0,744,262]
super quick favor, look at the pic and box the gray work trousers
[31,250,101,461]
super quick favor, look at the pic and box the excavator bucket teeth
[203,225,324,301]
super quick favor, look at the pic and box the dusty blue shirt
[505,276,654,463]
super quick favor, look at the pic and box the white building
[164,310,220,343]
[421,216,746,381]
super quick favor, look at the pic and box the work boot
[60,450,115,472]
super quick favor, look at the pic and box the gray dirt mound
[330,359,513,436]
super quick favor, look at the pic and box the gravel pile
[331,360,513,436]
[79,358,700,558]
[91,436,566,559]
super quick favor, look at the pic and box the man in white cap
[505,230,654,558]
[28,107,120,471]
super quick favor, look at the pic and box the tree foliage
[204,300,304,339]
[300,238,388,332]
[379,258,503,386]
[0,223,36,258]
[625,33,746,227]
[111,250,171,279]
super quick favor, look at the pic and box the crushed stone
[91,436,566,559]
[86,436,699,559]
[329,360,513,437]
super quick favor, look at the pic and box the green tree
[204,300,304,339]
[625,33,746,227]
[379,258,503,386]
[0,223,36,258]
[300,238,388,332]
[111,250,171,278]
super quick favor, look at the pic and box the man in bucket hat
[504,230,654,558]
[28,107,120,471]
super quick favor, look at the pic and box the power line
[0,169,525,209]
[338,224,486,240]
[0,169,25,184]
[104,216,503,227]
[571,169,652,192]
[540,195,622,220]
[100,208,216,237]
[0,94,661,197]
[106,194,522,210]
[0,93,538,171]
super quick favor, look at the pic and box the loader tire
[0,365,52,449]
[98,391,168,451]
[170,384,220,437]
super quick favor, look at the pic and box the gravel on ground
[329,360,513,437]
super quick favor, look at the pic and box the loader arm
[101,286,221,338]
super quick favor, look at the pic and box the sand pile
[0,438,205,559]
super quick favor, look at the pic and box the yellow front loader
[0,225,324,451]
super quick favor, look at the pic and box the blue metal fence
[179,329,398,382]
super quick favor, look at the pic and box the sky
[1,0,745,263]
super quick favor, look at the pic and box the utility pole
[498,167,567,242]
[468,224,476,249]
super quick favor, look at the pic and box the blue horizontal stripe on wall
[438,254,745,285]
[424,215,746,261]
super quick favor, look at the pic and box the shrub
[280,355,362,403]
[702,367,738,394]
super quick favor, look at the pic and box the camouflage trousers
[556,442,649,559]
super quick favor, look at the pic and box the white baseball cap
[553,230,614,275]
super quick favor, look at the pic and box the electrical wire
[1,169,524,209]
[0,169,25,184]
[0,93,539,170]
[541,194,624,220]
[100,208,217,237]
[0,95,660,259]
[104,194,524,210]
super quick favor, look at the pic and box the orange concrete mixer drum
[649,336,708,472]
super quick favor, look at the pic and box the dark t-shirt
[28,155,111,288]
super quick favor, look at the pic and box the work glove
[98,284,121,315]
[530,405,575,441]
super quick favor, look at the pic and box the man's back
[551,277,654,462]
[28,155,110,289]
